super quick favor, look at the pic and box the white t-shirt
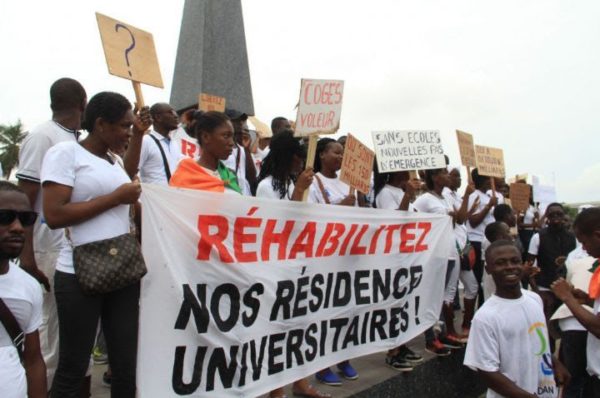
[467,190,499,242]
[528,233,540,256]
[443,187,469,253]
[16,120,79,252]
[464,290,557,398]
[375,184,415,212]
[224,144,253,196]
[138,130,185,185]
[256,176,294,201]
[172,126,200,159]
[522,205,538,228]
[413,192,455,259]
[587,298,600,377]
[308,173,357,206]
[41,142,131,274]
[0,263,43,398]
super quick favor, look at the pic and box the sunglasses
[0,210,38,227]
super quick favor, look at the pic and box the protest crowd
[2,75,600,398]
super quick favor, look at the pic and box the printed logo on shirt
[528,322,557,397]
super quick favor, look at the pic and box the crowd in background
[1,77,600,398]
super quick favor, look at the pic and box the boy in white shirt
[464,240,569,398]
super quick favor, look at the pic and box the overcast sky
[1,0,599,203]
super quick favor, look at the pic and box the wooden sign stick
[132,81,145,108]
[467,166,473,184]
[302,134,318,202]
[490,177,496,196]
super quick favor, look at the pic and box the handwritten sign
[456,130,476,167]
[198,93,226,112]
[474,145,505,178]
[509,183,531,212]
[371,130,445,173]
[96,13,163,88]
[339,134,375,194]
[295,79,344,137]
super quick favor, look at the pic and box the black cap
[224,108,248,121]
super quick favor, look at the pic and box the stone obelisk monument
[170,0,254,114]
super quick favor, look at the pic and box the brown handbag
[72,233,147,295]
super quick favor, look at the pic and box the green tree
[0,120,27,178]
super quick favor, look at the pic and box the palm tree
[0,120,27,178]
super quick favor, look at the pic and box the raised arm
[122,106,152,178]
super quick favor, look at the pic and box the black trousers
[560,330,590,398]
[471,241,485,308]
[51,271,140,398]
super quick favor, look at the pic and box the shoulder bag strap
[0,297,24,360]
[314,175,331,205]
[148,134,172,182]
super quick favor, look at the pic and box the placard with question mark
[96,12,164,88]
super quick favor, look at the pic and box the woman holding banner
[372,164,431,368]
[169,111,242,194]
[413,167,469,347]
[308,138,359,386]
[256,130,330,398]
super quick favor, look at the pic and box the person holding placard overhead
[467,168,500,308]
[256,131,330,398]
[308,138,359,386]
[444,166,479,335]
[41,92,152,398]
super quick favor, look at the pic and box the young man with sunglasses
[0,181,46,398]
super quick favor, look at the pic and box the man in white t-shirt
[0,181,46,398]
[15,77,86,389]
[224,109,256,195]
[551,207,600,397]
[464,240,569,398]
[124,102,184,184]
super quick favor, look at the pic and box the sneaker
[385,355,414,372]
[440,334,466,348]
[337,361,359,380]
[102,371,112,387]
[316,369,342,386]
[398,345,423,363]
[93,347,108,365]
[425,339,451,356]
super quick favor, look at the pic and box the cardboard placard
[371,130,445,173]
[509,183,531,212]
[339,134,375,194]
[474,145,505,178]
[456,130,477,167]
[198,93,226,112]
[96,12,164,88]
[295,79,344,137]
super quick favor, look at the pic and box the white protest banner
[474,145,505,178]
[340,134,375,194]
[295,79,344,137]
[138,184,452,397]
[371,130,445,173]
